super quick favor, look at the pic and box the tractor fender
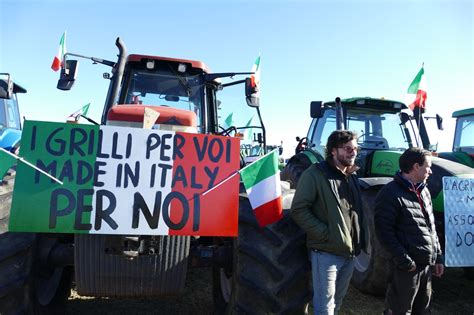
[0,128,21,151]
[280,149,323,188]
[358,177,393,190]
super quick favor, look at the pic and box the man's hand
[433,263,444,277]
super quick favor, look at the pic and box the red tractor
[0,38,310,314]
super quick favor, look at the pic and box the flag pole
[202,170,240,197]
[238,148,279,173]
[201,148,279,197]
[0,148,63,185]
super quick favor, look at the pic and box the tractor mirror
[436,114,444,130]
[0,76,13,99]
[245,77,259,107]
[399,112,411,124]
[310,101,323,118]
[57,60,79,91]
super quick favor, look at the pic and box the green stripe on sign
[9,121,99,233]
[240,150,278,189]
[0,149,17,180]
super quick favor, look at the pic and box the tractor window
[123,69,204,130]
[0,100,6,128]
[0,98,21,130]
[309,108,409,154]
[309,108,337,156]
[378,113,407,150]
[454,116,474,154]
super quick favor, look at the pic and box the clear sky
[1,0,472,156]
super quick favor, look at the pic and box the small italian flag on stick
[222,112,234,129]
[251,55,261,88]
[67,103,90,121]
[406,65,427,111]
[51,31,67,72]
[240,149,282,227]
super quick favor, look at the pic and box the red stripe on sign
[253,197,283,227]
[169,132,240,236]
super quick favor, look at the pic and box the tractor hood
[106,105,197,133]
[369,150,474,212]
[428,156,474,212]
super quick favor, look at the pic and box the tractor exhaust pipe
[101,37,128,124]
[335,97,344,130]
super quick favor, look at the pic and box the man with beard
[375,148,444,314]
[291,130,367,314]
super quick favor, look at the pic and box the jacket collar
[325,159,360,177]
[394,171,426,193]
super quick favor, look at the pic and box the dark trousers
[385,263,432,315]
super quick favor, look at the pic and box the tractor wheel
[0,232,73,315]
[280,156,312,189]
[464,267,474,280]
[213,194,311,314]
[351,188,390,295]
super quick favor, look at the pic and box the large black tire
[213,193,311,314]
[463,267,474,280]
[0,174,15,234]
[0,232,73,315]
[351,188,390,295]
[280,155,313,189]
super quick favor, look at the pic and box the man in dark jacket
[291,130,367,314]
[375,147,444,314]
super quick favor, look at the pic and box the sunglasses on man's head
[339,146,360,154]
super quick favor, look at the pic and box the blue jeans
[310,250,354,315]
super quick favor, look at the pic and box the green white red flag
[406,66,427,111]
[245,116,254,141]
[240,149,282,227]
[51,31,67,72]
[251,55,261,88]
[222,112,234,129]
[67,103,90,121]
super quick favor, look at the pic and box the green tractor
[438,107,474,168]
[281,97,474,294]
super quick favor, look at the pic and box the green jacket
[290,162,368,257]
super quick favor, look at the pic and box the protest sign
[9,121,241,236]
[443,176,474,266]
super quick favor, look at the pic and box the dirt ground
[67,266,474,315]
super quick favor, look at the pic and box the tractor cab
[438,107,474,167]
[57,38,260,138]
[0,74,26,152]
[452,108,474,158]
[107,54,211,133]
[304,97,419,176]
[307,98,409,154]
[283,97,439,185]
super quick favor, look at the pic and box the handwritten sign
[9,121,241,236]
[443,176,474,267]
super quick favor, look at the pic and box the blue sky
[1,0,472,155]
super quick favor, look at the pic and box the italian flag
[51,31,67,72]
[245,116,254,141]
[251,55,261,88]
[222,112,234,129]
[240,149,282,227]
[67,103,90,121]
[406,66,427,111]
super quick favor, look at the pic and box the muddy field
[67,266,474,315]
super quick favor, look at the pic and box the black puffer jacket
[374,172,443,271]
